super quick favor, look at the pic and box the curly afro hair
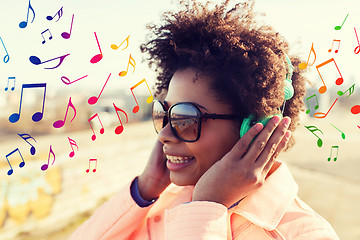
[140,0,307,150]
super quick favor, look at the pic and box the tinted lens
[152,101,166,133]
[170,103,200,141]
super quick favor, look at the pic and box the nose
[158,122,181,144]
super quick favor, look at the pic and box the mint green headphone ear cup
[284,79,294,100]
[240,114,283,138]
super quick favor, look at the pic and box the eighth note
[113,103,128,135]
[327,146,339,161]
[130,79,154,113]
[88,113,104,141]
[316,58,344,94]
[328,39,341,53]
[5,148,25,175]
[5,77,15,91]
[111,35,130,50]
[41,29,53,44]
[299,43,316,70]
[53,97,76,128]
[19,0,36,29]
[29,53,70,69]
[41,145,55,171]
[305,94,319,114]
[86,159,97,173]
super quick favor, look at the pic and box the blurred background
[0,0,359,239]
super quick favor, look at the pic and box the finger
[262,130,291,175]
[226,122,264,160]
[243,115,282,164]
[254,117,290,169]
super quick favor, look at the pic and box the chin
[169,172,197,186]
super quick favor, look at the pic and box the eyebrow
[163,100,208,111]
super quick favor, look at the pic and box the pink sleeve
[68,180,152,240]
[164,201,228,240]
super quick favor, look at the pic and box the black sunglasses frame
[152,100,238,142]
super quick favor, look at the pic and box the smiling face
[157,68,241,186]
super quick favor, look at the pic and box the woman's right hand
[137,140,171,201]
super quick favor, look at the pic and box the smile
[166,155,195,164]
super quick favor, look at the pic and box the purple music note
[18,133,36,155]
[29,54,70,69]
[46,6,63,22]
[53,97,76,128]
[41,145,55,171]
[61,14,74,39]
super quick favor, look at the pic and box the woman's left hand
[192,116,291,208]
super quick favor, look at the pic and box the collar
[230,161,298,230]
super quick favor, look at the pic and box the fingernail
[283,117,291,127]
[255,123,263,131]
[285,130,292,139]
[272,116,281,125]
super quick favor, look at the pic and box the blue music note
[0,36,10,63]
[29,54,70,69]
[5,148,25,175]
[18,133,36,155]
[19,0,36,29]
[9,83,47,123]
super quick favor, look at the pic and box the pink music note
[316,58,344,94]
[29,54,70,69]
[61,75,88,85]
[111,35,130,50]
[46,6,63,22]
[19,0,35,29]
[328,39,341,53]
[5,148,25,175]
[88,113,104,141]
[9,83,47,123]
[18,133,36,155]
[41,145,55,171]
[68,137,78,158]
[88,73,111,105]
[113,103,128,135]
[90,32,103,64]
[119,54,136,77]
[61,14,74,39]
[350,105,360,128]
[299,43,316,70]
[130,79,154,113]
[53,97,76,128]
[354,28,360,54]
[313,98,338,119]
[41,29,53,44]
[305,94,319,114]
[5,77,15,91]
[86,159,97,173]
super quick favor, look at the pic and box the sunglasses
[152,100,238,142]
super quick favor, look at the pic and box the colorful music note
[90,32,103,64]
[61,14,74,39]
[328,39,341,53]
[19,0,36,29]
[88,73,111,105]
[305,94,319,114]
[29,54,70,69]
[334,13,349,30]
[5,77,15,91]
[130,79,154,113]
[53,97,76,128]
[61,75,88,85]
[88,113,104,141]
[337,83,355,98]
[304,125,323,147]
[327,146,339,161]
[350,105,360,129]
[0,36,10,63]
[46,6,63,22]
[5,148,25,175]
[111,35,130,50]
[41,145,55,171]
[9,83,47,123]
[330,123,345,139]
[113,103,128,135]
[68,137,78,158]
[119,54,136,77]
[86,159,97,173]
[18,133,36,155]
[313,98,338,119]
[299,43,316,70]
[354,28,360,54]
[41,29,53,44]
[316,58,343,94]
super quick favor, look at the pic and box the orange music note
[88,73,111,105]
[19,0,35,29]
[61,14,74,39]
[86,159,97,173]
[316,58,344,94]
[299,43,316,70]
[305,94,319,114]
[53,97,76,128]
[328,39,341,53]
[113,103,128,135]
[111,35,130,50]
[90,32,103,64]
[5,148,25,175]
[61,74,88,85]
[130,79,154,113]
[304,125,323,147]
[18,133,36,155]
[313,98,338,119]
[41,145,55,171]
[68,137,78,158]
[337,83,355,98]
[119,54,136,77]
[88,113,104,141]
[327,146,339,161]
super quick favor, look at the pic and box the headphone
[239,53,294,138]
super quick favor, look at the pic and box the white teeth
[166,155,194,164]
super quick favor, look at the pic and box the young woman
[70,0,339,239]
